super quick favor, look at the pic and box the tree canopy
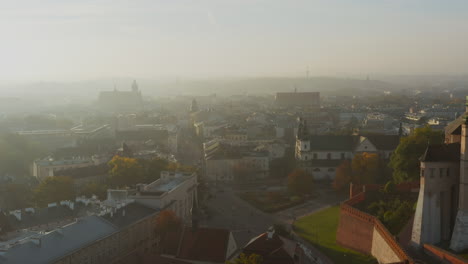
[34,176,75,207]
[226,253,263,264]
[287,169,314,195]
[351,152,379,184]
[332,160,352,191]
[155,210,182,237]
[389,126,444,183]
[108,155,144,187]
[0,133,44,177]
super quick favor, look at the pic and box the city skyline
[1,0,468,81]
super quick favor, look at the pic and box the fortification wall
[424,244,468,264]
[337,192,414,264]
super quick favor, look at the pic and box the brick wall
[336,203,374,254]
[424,244,468,264]
[337,190,414,264]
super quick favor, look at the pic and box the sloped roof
[243,232,295,264]
[365,135,401,150]
[162,227,232,263]
[445,114,464,135]
[307,135,360,151]
[0,215,117,264]
[177,227,231,263]
[420,143,460,162]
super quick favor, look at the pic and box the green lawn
[293,206,377,264]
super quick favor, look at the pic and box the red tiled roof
[177,227,230,263]
[243,233,295,264]
[161,227,232,263]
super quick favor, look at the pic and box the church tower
[451,115,468,251]
[131,80,139,92]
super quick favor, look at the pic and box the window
[439,168,444,178]
[327,153,331,160]
[341,153,345,159]
[313,153,317,159]
[421,169,424,177]
[430,168,435,178]
[447,168,450,177]
[328,168,335,172]
[313,168,321,172]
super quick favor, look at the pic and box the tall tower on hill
[451,115,468,251]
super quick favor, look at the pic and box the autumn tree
[227,253,263,264]
[34,176,75,207]
[351,152,380,184]
[108,155,144,187]
[332,160,352,191]
[155,210,182,237]
[389,126,444,183]
[287,169,314,195]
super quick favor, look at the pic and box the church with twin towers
[412,96,468,252]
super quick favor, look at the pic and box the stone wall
[336,192,414,264]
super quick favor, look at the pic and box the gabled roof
[306,135,360,151]
[420,143,460,162]
[445,114,464,135]
[162,227,233,263]
[365,135,401,150]
[303,135,400,152]
[243,232,296,264]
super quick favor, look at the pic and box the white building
[32,156,105,180]
[295,119,400,180]
[106,171,198,221]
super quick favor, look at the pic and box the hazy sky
[1,0,468,81]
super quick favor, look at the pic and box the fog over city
[2,1,468,264]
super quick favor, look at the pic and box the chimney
[31,237,42,247]
[267,226,275,239]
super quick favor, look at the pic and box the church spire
[297,118,308,140]
[190,98,199,113]
[131,80,138,92]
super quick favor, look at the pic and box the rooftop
[0,216,117,264]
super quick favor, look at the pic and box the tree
[139,157,169,183]
[155,210,182,237]
[332,160,352,191]
[351,152,379,184]
[108,155,144,187]
[287,169,314,195]
[0,133,44,177]
[389,126,444,183]
[79,182,108,200]
[269,147,296,178]
[2,183,34,210]
[226,253,263,264]
[34,176,75,207]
